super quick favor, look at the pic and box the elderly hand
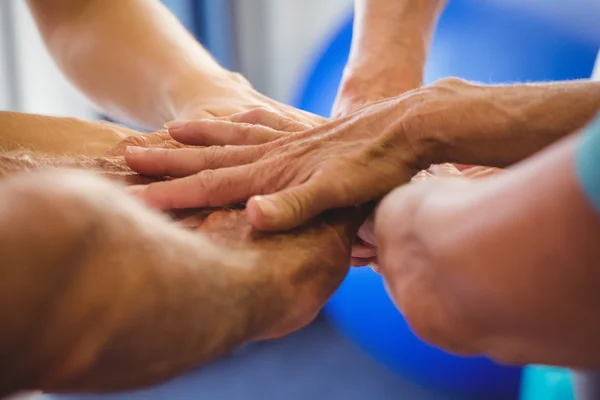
[124,96,429,231]
[124,79,480,231]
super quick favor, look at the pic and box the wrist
[170,70,256,121]
[400,78,490,168]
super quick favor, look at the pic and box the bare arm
[416,79,600,168]
[25,0,322,129]
[0,151,364,397]
[333,0,446,116]
[0,111,140,157]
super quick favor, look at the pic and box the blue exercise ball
[295,0,597,398]
[323,268,522,399]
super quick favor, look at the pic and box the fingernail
[252,195,277,218]
[164,120,188,130]
[125,146,148,155]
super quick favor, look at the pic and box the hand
[350,164,504,268]
[179,205,365,341]
[372,138,600,367]
[105,129,187,156]
[179,73,326,128]
[123,87,450,231]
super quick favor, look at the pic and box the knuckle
[434,76,469,88]
[162,148,178,163]
[125,135,151,148]
[249,107,271,119]
[228,72,251,86]
[281,191,306,223]
[237,124,253,141]
[192,169,217,192]
[202,146,224,166]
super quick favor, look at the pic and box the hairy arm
[406,78,600,168]
[0,111,140,157]
[334,0,446,116]
[0,153,364,397]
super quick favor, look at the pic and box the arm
[0,152,364,396]
[375,120,600,368]
[0,111,140,157]
[25,0,323,129]
[333,0,446,116]
[418,79,600,168]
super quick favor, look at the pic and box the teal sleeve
[576,114,600,215]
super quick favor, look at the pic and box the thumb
[246,181,330,231]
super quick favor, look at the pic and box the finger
[124,145,261,177]
[428,163,463,177]
[412,170,434,182]
[246,173,355,231]
[167,119,284,146]
[230,108,311,133]
[127,165,264,210]
[247,167,401,231]
[350,257,376,267]
[461,166,504,179]
[105,130,173,156]
[452,163,476,171]
[351,240,377,259]
[369,262,382,274]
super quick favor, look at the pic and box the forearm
[414,79,600,168]
[0,111,138,157]
[0,170,266,395]
[26,0,239,128]
[0,155,360,395]
[338,0,446,104]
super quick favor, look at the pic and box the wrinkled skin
[0,126,367,397]
[105,132,367,340]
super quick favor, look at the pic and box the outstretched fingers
[127,164,267,210]
[166,116,288,147]
[124,145,264,177]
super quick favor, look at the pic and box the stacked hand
[124,101,424,231]
[350,164,504,267]
[123,79,476,227]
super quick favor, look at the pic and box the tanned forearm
[0,154,361,396]
[0,111,140,157]
[26,0,240,128]
[411,79,600,168]
[0,169,261,396]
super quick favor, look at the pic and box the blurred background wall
[0,0,351,118]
